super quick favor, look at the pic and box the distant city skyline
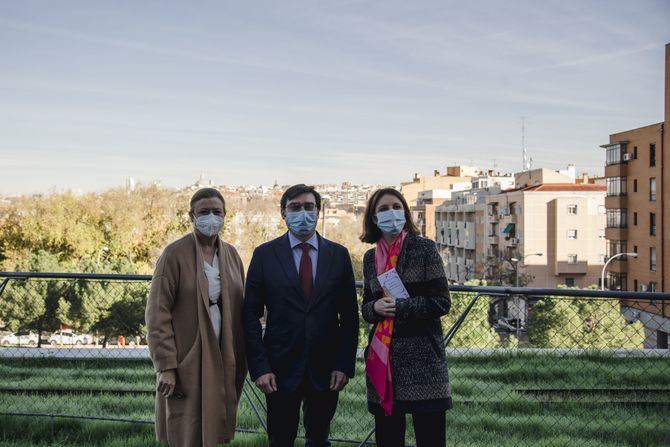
[1,1,669,195]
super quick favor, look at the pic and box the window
[633,245,638,255]
[650,143,656,167]
[658,331,668,349]
[606,177,627,196]
[565,278,576,287]
[650,178,656,201]
[649,282,657,293]
[605,143,625,165]
[650,247,657,271]
[567,229,578,239]
[633,179,637,193]
[607,272,627,291]
[567,204,578,214]
[606,208,627,228]
[599,254,607,263]
[608,240,628,259]
[567,254,578,264]
[634,279,638,291]
[502,223,515,237]
[650,213,656,236]
[597,229,605,239]
[634,212,638,226]
[633,146,638,159]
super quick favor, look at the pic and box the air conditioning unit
[623,153,633,161]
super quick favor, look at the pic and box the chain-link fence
[1,273,669,446]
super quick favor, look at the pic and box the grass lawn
[1,353,669,446]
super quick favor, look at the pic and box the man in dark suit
[243,184,359,447]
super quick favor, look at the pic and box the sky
[1,0,669,195]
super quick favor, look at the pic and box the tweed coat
[361,233,453,412]
[146,232,247,446]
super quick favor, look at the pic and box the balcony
[605,196,627,209]
[605,163,627,178]
[606,259,628,274]
[488,235,499,245]
[605,227,628,241]
[556,261,588,275]
[508,237,519,246]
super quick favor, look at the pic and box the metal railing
[1,272,669,446]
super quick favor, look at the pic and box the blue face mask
[376,209,406,236]
[285,210,318,236]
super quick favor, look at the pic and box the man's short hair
[280,184,321,211]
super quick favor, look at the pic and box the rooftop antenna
[521,116,529,171]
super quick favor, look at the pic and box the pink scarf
[365,230,407,416]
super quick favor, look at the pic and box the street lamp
[510,253,543,287]
[601,252,637,291]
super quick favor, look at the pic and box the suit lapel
[272,233,307,309]
[310,234,334,307]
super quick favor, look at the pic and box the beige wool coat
[146,232,247,447]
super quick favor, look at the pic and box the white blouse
[203,252,222,342]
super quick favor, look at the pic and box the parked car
[48,330,94,346]
[0,331,39,346]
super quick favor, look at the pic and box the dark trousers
[374,410,446,447]
[266,378,339,447]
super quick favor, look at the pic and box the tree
[526,285,645,349]
[477,250,533,286]
[442,280,509,348]
[91,283,148,347]
[0,251,71,345]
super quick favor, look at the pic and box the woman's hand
[374,297,396,317]
[157,369,177,398]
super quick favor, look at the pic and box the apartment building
[483,169,607,289]
[436,188,493,283]
[411,185,471,240]
[400,165,477,205]
[435,173,514,283]
[601,43,669,348]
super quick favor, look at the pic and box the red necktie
[299,242,313,300]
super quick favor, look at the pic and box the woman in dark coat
[360,188,452,447]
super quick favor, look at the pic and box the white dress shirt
[288,231,318,282]
[203,252,222,342]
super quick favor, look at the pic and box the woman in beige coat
[146,188,247,447]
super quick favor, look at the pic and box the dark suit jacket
[242,232,359,392]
